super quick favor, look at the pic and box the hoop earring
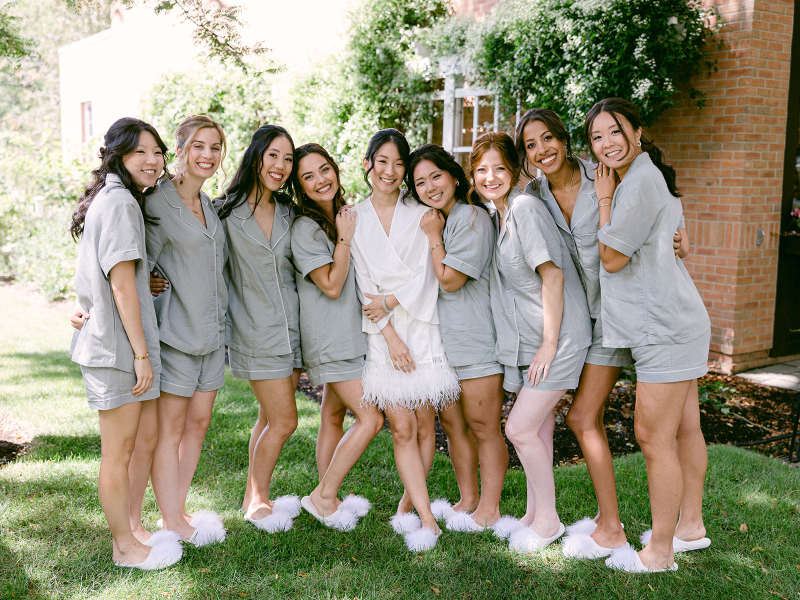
[637,140,642,147]
[455,181,459,187]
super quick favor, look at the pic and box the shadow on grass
[2,350,82,382]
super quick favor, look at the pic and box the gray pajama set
[218,198,302,380]
[71,174,162,410]
[597,152,709,383]
[290,216,367,386]
[490,188,592,393]
[437,201,503,381]
[145,178,228,397]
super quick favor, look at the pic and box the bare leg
[635,380,692,570]
[245,376,298,520]
[505,388,566,538]
[397,404,438,515]
[386,406,440,532]
[242,369,300,511]
[461,374,507,527]
[316,384,347,480]
[97,402,152,565]
[438,399,480,513]
[151,392,195,539]
[174,390,217,518]
[129,399,158,542]
[309,379,384,516]
[565,364,626,548]
[674,379,708,542]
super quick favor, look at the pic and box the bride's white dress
[350,195,460,411]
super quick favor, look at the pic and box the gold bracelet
[598,203,612,208]
[599,196,613,202]
[541,343,557,351]
[430,242,443,253]
[134,351,149,360]
[337,239,350,247]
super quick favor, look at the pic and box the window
[81,101,93,142]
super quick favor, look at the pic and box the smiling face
[364,141,405,195]
[473,147,513,202]
[522,119,567,177]
[590,110,642,176]
[259,135,294,192]
[179,126,222,182]
[298,152,339,203]
[122,130,164,191]
[413,159,457,214]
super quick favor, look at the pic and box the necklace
[552,165,577,225]
[557,164,576,190]
[176,187,202,216]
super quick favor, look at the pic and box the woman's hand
[420,208,446,239]
[132,356,155,396]
[595,163,617,205]
[386,335,416,373]
[362,292,389,322]
[70,301,90,330]
[150,270,169,297]
[528,344,557,387]
[335,206,357,242]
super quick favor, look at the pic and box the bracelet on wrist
[381,295,392,313]
[337,239,350,247]
[134,351,149,360]
[430,241,443,253]
[541,343,557,352]
[598,203,612,208]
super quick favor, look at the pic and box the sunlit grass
[2,285,800,599]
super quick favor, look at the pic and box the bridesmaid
[585,98,710,573]
[515,107,688,559]
[215,125,304,530]
[471,132,592,553]
[291,143,384,529]
[70,117,182,569]
[147,115,228,545]
[408,144,508,531]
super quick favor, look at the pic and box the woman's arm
[379,321,416,373]
[595,163,631,273]
[308,209,357,299]
[674,227,689,259]
[528,260,563,386]
[109,261,154,396]
[70,300,90,330]
[420,209,469,293]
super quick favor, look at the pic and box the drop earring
[637,139,642,147]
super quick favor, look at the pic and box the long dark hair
[217,124,295,220]
[363,128,411,197]
[292,143,347,243]
[467,132,521,203]
[70,117,167,240]
[407,144,488,215]
[515,107,591,183]
[584,97,681,197]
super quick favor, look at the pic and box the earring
[637,140,642,147]
[455,181,459,187]
[179,175,184,185]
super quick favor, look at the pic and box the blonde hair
[466,132,521,201]
[173,115,227,182]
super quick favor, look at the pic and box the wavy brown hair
[292,144,346,243]
[466,132,521,203]
[515,108,590,183]
[70,117,167,240]
[584,97,682,197]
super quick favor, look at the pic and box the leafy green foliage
[0,2,30,67]
[699,380,734,414]
[464,0,721,144]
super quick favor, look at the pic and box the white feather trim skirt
[361,355,460,412]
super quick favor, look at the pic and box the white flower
[631,79,652,100]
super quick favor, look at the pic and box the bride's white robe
[351,195,460,411]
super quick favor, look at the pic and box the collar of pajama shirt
[489,187,592,367]
[219,197,300,358]
[145,178,228,356]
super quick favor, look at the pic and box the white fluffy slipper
[492,516,525,540]
[404,527,440,552]
[271,495,302,518]
[430,499,456,521]
[565,517,598,536]
[509,523,566,554]
[562,533,628,559]
[301,495,359,532]
[639,529,711,553]
[245,510,295,533]
[339,494,372,518]
[605,545,678,573]
[445,511,486,532]
[143,529,181,548]
[115,541,183,570]
[390,512,422,534]
[186,511,226,547]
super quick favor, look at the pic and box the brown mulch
[297,371,800,467]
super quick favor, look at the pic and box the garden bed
[298,371,799,467]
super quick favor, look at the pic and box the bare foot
[519,511,535,527]
[590,520,627,549]
[112,540,152,566]
[530,518,562,539]
[397,491,414,515]
[469,510,501,528]
[675,522,706,542]
[420,516,441,534]
[245,501,273,522]
[162,517,196,542]
[637,545,675,571]
[131,525,152,544]
[310,487,338,517]
[452,499,479,514]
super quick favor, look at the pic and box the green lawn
[1,285,799,600]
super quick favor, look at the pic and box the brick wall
[648,0,795,372]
